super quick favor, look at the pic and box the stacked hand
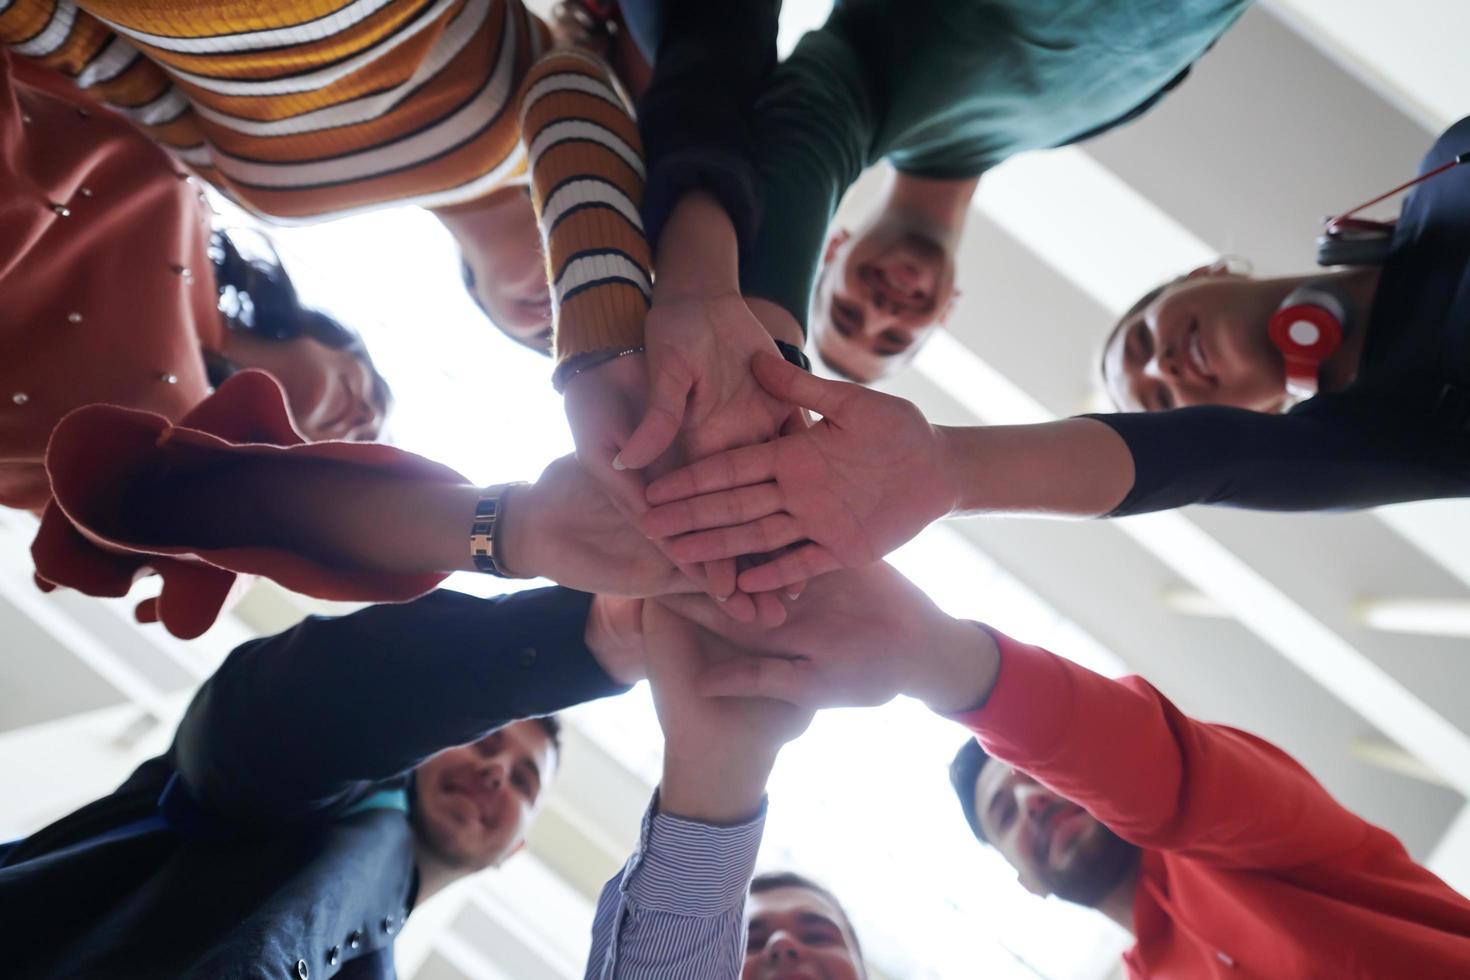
[503,453,697,598]
[626,562,996,829]
[562,191,803,625]
[616,293,796,472]
[643,600,813,823]
[640,352,958,594]
[656,562,998,715]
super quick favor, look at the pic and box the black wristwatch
[775,339,812,373]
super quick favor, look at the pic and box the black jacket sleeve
[1089,399,1470,515]
[637,0,781,256]
[173,587,627,826]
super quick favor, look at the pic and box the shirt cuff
[621,792,767,917]
[948,626,1075,762]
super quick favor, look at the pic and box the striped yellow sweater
[1,0,648,359]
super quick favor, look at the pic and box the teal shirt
[740,0,1251,327]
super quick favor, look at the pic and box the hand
[617,293,796,469]
[655,563,1000,715]
[643,600,813,823]
[614,191,797,472]
[501,454,696,597]
[619,295,799,622]
[641,352,958,593]
[563,350,780,622]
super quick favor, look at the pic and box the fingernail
[611,454,627,471]
[715,593,728,603]
[787,591,801,601]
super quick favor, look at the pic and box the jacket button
[348,930,362,949]
[295,959,310,979]
[381,914,395,933]
[518,647,538,667]
[327,946,340,967]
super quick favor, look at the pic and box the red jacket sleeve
[953,629,1370,870]
[36,372,453,638]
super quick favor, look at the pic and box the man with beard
[665,562,1470,978]
[949,739,1139,916]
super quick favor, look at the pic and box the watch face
[777,340,812,372]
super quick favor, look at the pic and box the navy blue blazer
[0,587,628,978]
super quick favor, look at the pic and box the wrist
[494,483,539,579]
[931,424,966,517]
[658,745,777,824]
[905,615,1002,715]
[653,191,740,302]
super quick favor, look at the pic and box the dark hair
[532,714,562,757]
[1101,280,1169,363]
[949,737,992,843]
[1098,275,1191,400]
[207,229,393,416]
[749,870,864,966]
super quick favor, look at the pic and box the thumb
[616,369,691,471]
[750,350,853,419]
[695,655,812,705]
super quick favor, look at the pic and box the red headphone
[1268,285,1346,398]
[1280,150,1469,397]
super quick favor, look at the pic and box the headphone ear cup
[1268,286,1345,398]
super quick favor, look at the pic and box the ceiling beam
[1264,0,1465,130]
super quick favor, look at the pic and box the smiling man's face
[811,225,958,383]
[973,760,1138,907]
[412,720,556,871]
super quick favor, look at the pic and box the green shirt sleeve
[739,28,873,331]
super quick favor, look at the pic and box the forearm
[1088,406,1470,514]
[585,793,764,980]
[131,455,482,575]
[906,613,1004,716]
[257,461,483,574]
[652,191,742,302]
[517,50,652,362]
[948,628,1368,865]
[637,0,779,255]
[936,418,1135,518]
[175,588,622,823]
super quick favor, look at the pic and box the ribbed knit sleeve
[517,49,651,364]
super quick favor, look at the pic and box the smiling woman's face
[1102,274,1297,415]
[222,332,387,441]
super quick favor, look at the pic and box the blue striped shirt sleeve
[584,791,767,979]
